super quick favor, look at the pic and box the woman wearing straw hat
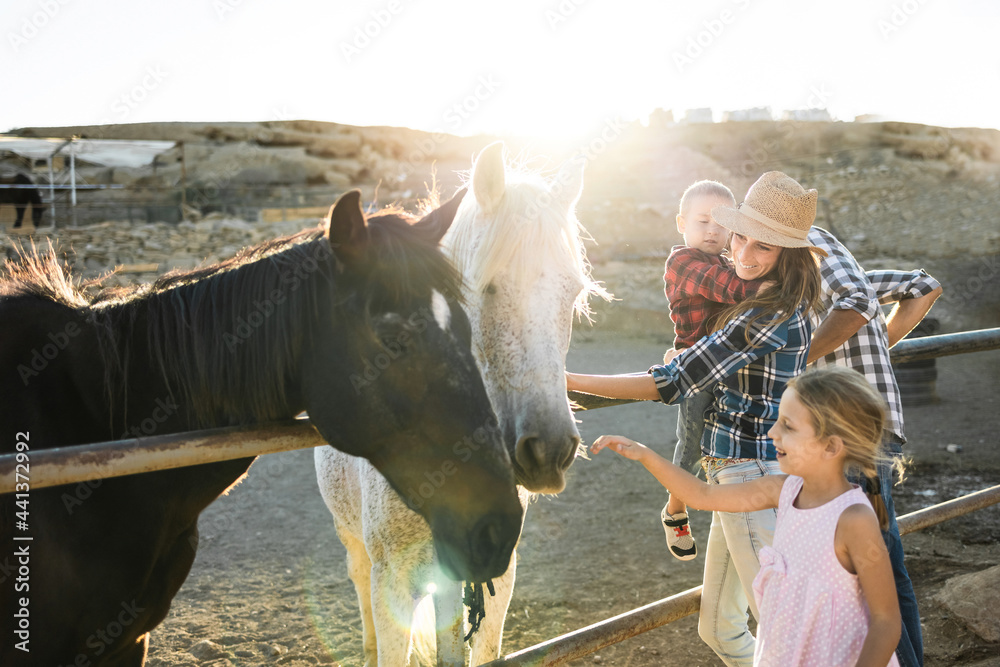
[568,172,827,666]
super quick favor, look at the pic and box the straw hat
[712,172,827,257]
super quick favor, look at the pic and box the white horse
[315,142,605,666]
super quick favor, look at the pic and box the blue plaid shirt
[649,306,812,460]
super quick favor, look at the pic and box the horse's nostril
[485,521,500,550]
[515,435,543,471]
[561,435,582,468]
[473,516,503,558]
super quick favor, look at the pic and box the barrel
[893,318,939,406]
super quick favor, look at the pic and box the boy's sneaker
[661,505,697,561]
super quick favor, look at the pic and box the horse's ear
[415,188,467,244]
[324,189,369,266]
[472,141,506,214]
[555,154,586,211]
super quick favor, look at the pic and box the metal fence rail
[0,420,322,494]
[482,484,1000,667]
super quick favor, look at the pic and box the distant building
[781,108,833,122]
[647,108,675,130]
[854,114,888,123]
[721,107,773,122]
[681,108,714,124]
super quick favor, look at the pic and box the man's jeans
[850,433,923,667]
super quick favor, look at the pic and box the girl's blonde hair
[787,366,901,530]
[679,180,736,215]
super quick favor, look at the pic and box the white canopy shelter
[0,137,176,168]
[0,136,176,226]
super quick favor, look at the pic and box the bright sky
[2,0,998,140]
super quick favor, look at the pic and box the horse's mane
[446,168,608,317]
[2,212,462,427]
[0,241,93,307]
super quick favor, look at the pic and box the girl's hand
[663,348,682,364]
[590,435,648,461]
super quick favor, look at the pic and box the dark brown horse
[0,189,522,666]
[0,173,44,228]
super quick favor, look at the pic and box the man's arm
[885,284,943,348]
[806,283,943,363]
[807,228,881,364]
[806,309,869,364]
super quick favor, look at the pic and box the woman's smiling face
[730,233,782,280]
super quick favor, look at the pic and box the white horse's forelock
[430,289,450,330]
[446,169,609,318]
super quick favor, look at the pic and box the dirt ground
[143,331,1000,667]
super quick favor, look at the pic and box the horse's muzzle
[433,510,521,582]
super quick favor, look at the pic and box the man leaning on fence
[806,225,943,667]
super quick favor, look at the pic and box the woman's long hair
[712,246,822,343]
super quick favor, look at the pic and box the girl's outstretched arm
[566,371,661,401]
[837,506,902,667]
[590,435,784,514]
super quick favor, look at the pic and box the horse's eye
[379,331,413,356]
[485,284,497,295]
[381,337,402,349]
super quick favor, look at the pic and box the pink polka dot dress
[752,475,900,667]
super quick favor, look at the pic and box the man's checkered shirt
[808,226,942,443]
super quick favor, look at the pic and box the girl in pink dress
[591,366,902,667]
